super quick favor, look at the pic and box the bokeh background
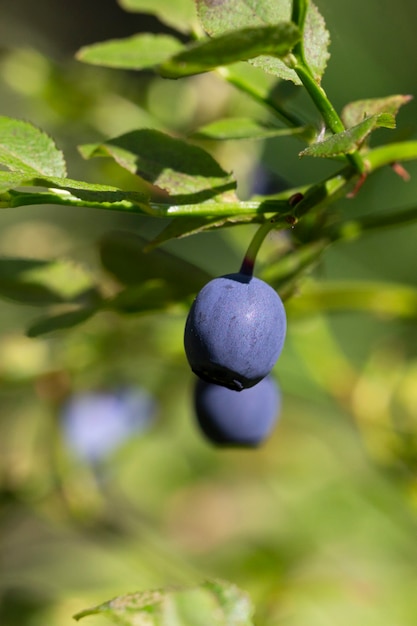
[0,1,417,625]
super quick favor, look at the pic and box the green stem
[365,141,417,170]
[291,0,309,64]
[328,204,417,242]
[291,61,366,174]
[291,0,309,30]
[293,63,344,132]
[160,199,290,217]
[3,189,295,218]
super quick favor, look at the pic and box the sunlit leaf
[196,0,330,84]
[80,129,236,197]
[76,34,183,70]
[74,580,254,626]
[299,113,396,158]
[341,94,413,129]
[118,0,197,34]
[159,24,300,78]
[0,116,66,177]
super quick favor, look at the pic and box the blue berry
[184,273,286,390]
[194,375,280,447]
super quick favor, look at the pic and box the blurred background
[0,1,417,625]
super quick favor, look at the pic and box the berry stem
[240,220,276,276]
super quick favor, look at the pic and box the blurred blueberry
[194,375,281,447]
[61,388,155,462]
[250,165,289,196]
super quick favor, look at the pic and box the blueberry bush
[1,0,417,624]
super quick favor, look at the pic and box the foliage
[0,0,417,625]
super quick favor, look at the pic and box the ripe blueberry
[194,375,280,447]
[184,273,286,390]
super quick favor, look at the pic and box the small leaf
[99,230,212,296]
[0,257,97,305]
[341,94,413,129]
[26,308,96,337]
[193,117,308,140]
[80,129,236,198]
[74,580,254,626]
[300,113,396,159]
[117,0,197,34]
[159,23,300,78]
[0,116,66,177]
[196,0,329,84]
[76,34,183,70]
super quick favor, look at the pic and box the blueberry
[194,375,281,447]
[184,273,286,390]
[61,388,155,462]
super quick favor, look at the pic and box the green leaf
[80,129,236,198]
[74,580,254,626]
[0,257,96,306]
[196,0,330,84]
[76,34,183,70]
[159,23,300,78]
[192,117,308,140]
[35,176,148,205]
[99,231,212,296]
[117,0,197,34]
[0,116,66,177]
[287,281,417,319]
[26,308,96,337]
[299,113,396,159]
[0,171,31,194]
[2,175,150,212]
[341,94,413,129]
